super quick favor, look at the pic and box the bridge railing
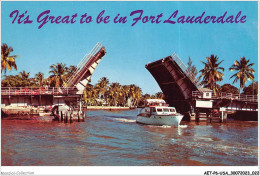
[171,53,201,88]
[192,91,258,102]
[64,42,103,87]
[1,87,78,96]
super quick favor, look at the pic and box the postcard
[1,1,259,175]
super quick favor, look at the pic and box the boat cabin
[138,99,178,116]
[141,106,177,116]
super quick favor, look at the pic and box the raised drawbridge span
[64,42,106,94]
[146,53,258,118]
[146,53,201,112]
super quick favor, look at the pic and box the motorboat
[136,99,183,126]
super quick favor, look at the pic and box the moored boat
[136,99,183,126]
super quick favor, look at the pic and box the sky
[1,1,258,95]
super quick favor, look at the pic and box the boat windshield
[157,108,163,112]
[163,108,169,112]
[145,108,150,113]
[169,108,176,112]
[148,102,167,106]
[156,107,176,113]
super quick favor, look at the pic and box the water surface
[1,109,258,166]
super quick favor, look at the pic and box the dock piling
[70,113,72,123]
[65,112,68,123]
[60,111,63,121]
[195,111,199,122]
[82,110,85,122]
[69,112,72,123]
[65,111,68,123]
[57,111,61,122]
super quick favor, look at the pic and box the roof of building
[198,87,213,92]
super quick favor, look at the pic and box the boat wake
[178,125,188,128]
[145,124,187,128]
[145,125,172,128]
[161,125,172,128]
[113,118,136,123]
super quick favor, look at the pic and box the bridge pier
[220,109,227,123]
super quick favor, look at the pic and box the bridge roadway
[145,52,258,120]
[192,91,257,111]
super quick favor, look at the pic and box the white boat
[136,99,183,126]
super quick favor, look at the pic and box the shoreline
[1,106,135,117]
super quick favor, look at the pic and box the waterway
[1,109,258,166]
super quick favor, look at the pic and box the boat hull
[136,114,183,126]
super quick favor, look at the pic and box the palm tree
[43,77,51,87]
[19,70,30,79]
[199,55,224,95]
[129,84,142,106]
[35,72,44,87]
[98,77,109,88]
[154,92,164,99]
[138,93,151,107]
[17,70,34,86]
[143,93,151,99]
[1,43,19,74]
[66,65,76,79]
[121,85,130,106]
[95,77,109,102]
[49,62,68,87]
[84,84,98,105]
[108,82,121,106]
[187,57,198,77]
[229,57,255,93]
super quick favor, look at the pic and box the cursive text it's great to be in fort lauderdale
[9,9,247,29]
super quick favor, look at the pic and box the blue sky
[1,1,258,94]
